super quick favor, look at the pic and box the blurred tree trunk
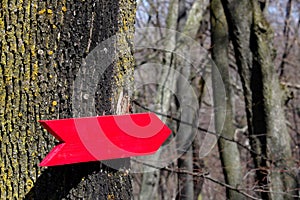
[139,1,209,199]
[210,0,244,199]
[139,1,178,200]
[221,0,298,199]
[175,1,192,200]
[175,55,194,200]
[175,1,209,199]
[0,0,136,199]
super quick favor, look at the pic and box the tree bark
[221,0,298,199]
[210,0,244,199]
[251,1,298,199]
[221,0,270,198]
[0,0,136,199]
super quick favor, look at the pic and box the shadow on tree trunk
[25,160,130,200]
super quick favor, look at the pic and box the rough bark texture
[221,0,298,199]
[0,0,136,199]
[221,0,270,198]
[251,1,298,199]
[210,0,244,199]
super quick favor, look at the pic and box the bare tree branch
[131,158,262,200]
[132,100,270,161]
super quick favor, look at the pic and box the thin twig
[131,158,262,200]
[132,99,267,160]
[132,158,299,198]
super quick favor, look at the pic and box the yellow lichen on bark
[114,0,136,108]
[0,0,68,198]
[1,0,136,198]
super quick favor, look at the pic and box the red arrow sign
[39,113,171,166]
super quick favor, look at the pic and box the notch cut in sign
[39,113,171,166]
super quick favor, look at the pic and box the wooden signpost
[39,113,171,166]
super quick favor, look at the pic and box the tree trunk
[221,0,298,199]
[175,56,194,200]
[175,1,209,199]
[0,0,136,199]
[139,1,179,199]
[251,1,298,199]
[210,0,244,199]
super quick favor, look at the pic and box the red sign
[39,113,171,166]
